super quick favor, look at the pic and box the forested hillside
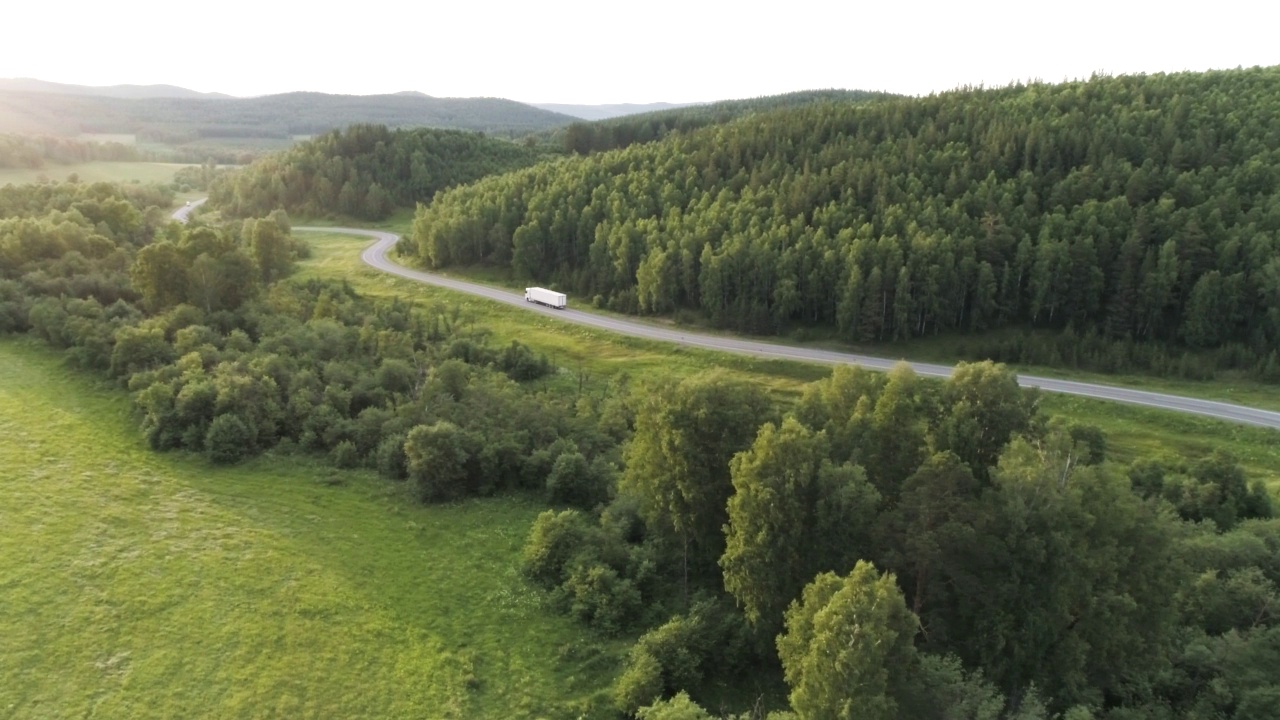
[208,125,548,220]
[407,67,1280,378]
[555,89,896,154]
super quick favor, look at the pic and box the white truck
[524,287,567,309]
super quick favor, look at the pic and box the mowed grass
[0,339,623,719]
[297,231,1280,494]
[0,162,194,187]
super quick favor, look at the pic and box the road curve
[283,225,1280,431]
[170,198,206,222]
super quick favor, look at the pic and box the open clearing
[0,339,621,719]
[0,162,193,186]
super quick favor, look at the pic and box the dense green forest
[207,125,548,220]
[5,178,1279,718]
[406,67,1280,380]
[0,89,576,149]
[555,90,897,155]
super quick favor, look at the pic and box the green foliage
[209,124,547,220]
[555,89,896,155]
[933,360,1039,478]
[409,67,1280,378]
[777,562,920,720]
[522,509,594,588]
[635,691,715,720]
[901,654,1006,720]
[205,412,253,463]
[330,439,359,469]
[561,560,643,636]
[721,417,880,634]
[618,371,773,593]
[955,433,1187,707]
[546,450,605,508]
[613,603,725,714]
[1130,451,1273,530]
[404,421,474,502]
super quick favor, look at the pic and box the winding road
[300,225,1280,431]
[171,203,1280,429]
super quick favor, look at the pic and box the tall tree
[721,418,879,634]
[618,371,772,600]
[776,561,920,720]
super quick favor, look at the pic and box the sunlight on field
[0,340,621,719]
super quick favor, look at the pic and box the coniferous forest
[208,124,548,220]
[405,67,1280,379]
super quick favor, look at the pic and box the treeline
[0,133,155,169]
[558,90,897,155]
[208,125,548,220]
[1,182,597,484]
[407,67,1280,379]
[523,365,1276,719]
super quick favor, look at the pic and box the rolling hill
[529,101,703,120]
[0,88,578,142]
[0,77,233,99]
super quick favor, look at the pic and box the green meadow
[0,340,622,719]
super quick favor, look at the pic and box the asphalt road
[276,224,1280,431]
[170,198,206,222]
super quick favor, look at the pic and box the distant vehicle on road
[525,287,566,309]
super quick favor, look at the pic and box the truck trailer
[524,287,567,309]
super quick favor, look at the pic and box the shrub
[206,413,254,464]
[522,509,592,587]
[330,440,359,468]
[546,451,602,508]
[375,432,409,479]
[561,561,642,635]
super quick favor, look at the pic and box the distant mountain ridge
[0,77,233,100]
[529,102,705,121]
[0,87,579,141]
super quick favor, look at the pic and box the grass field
[296,231,1280,492]
[0,161,193,187]
[0,339,623,719]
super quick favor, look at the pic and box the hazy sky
[5,0,1276,103]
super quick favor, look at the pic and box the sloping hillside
[406,67,1280,378]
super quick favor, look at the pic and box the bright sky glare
[4,0,1277,104]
